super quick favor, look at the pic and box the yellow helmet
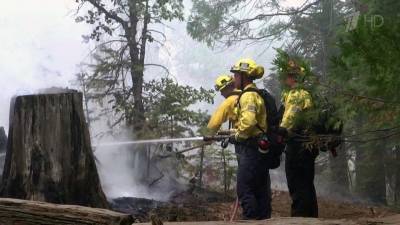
[230,58,264,80]
[214,75,234,91]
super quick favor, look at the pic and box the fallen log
[0,198,134,225]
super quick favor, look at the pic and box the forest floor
[111,189,398,223]
[134,215,400,225]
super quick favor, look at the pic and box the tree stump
[0,127,6,153]
[0,198,134,225]
[0,90,109,208]
[0,126,7,183]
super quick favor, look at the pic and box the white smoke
[0,0,287,203]
[95,145,154,199]
[0,0,90,129]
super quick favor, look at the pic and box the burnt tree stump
[0,91,109,208]
[0,126,6,183]
[0,127,6,153]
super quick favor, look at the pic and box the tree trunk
[0,127,6,153]
[0,127,7,183]
[221,147,227,198]
[394,146,400,207]
[127,1,145,135]
[0,91,109,208]
[0,198,133,225]
[130,57,145,133]
[355,141,387,204]
[198,147,205,188]
[327,143,350,197]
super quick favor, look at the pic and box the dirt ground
[136,215,400,225]
[270,190,394,219]
[140,190,397,223]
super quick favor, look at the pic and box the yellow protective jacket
[280,88,312,130]
[207,92,240,135]
[235,84,267,140]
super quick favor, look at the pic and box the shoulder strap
[237,88,259,109]
[226,91,240,98]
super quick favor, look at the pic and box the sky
[0,0,303,129]
[0,0,305,199]
[0,0,90,127]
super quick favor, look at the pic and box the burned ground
[111,189,397,223]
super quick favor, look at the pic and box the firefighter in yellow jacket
[207,75,240,135]
[280,64,317,218]
[230,58,271,220]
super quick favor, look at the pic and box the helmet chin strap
[240,73,244,90]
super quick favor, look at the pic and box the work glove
[229,132,248,145]
[229,132,244,145]
[217,129,235,136]
[228,134,237,145]
[277,127,288,138]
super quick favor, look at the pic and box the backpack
[238,88,285,169]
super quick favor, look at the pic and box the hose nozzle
[203,135,231,142]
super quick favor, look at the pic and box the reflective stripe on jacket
[235,84,267,140]
[280,88,312,130]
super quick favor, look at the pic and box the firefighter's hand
[228,133,238,144]
[202,135,214,145]
[229,133,245,144]
[217,130,234,136]
[277,127,288,138]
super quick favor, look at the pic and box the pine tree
[330,0,400,205]
[75,0,184,136]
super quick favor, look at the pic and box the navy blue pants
[285,141,318,218]
[236,144,271,220]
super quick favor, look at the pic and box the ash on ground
[110,188,235,222]
[110,189,396,223]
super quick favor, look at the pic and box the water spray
[94,134,231,147]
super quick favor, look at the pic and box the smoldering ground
[94,139,188,202]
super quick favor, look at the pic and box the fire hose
[95,129,284,156]
[95,133,231,148]
[94,132,279,222]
